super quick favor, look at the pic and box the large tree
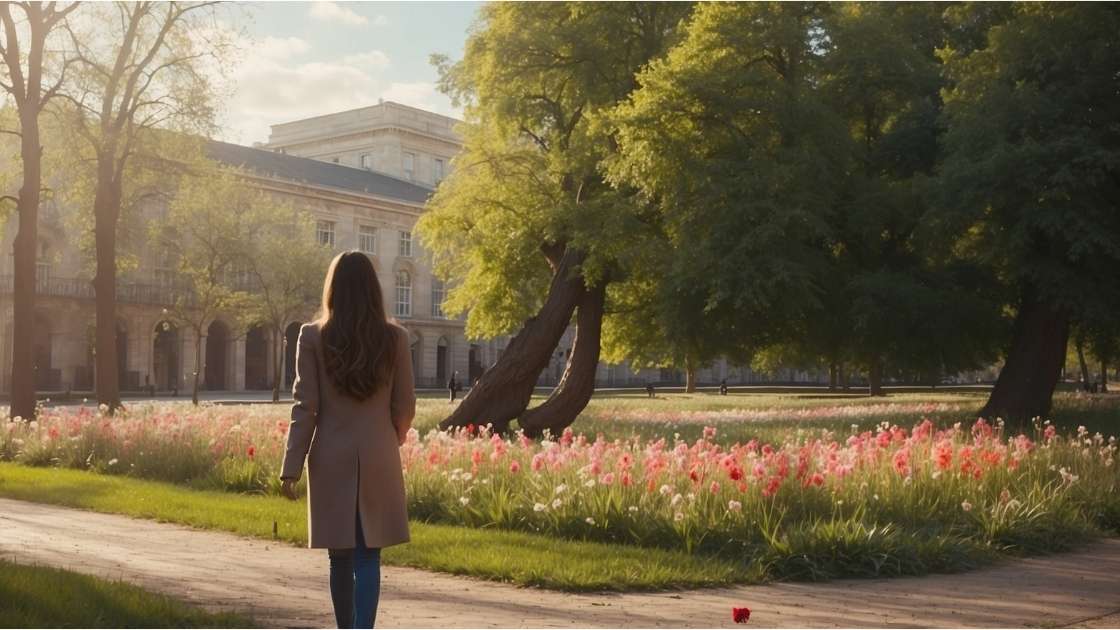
[57,1,231,411]
[151,165,254,405]
[940,3,1120,423]
[607,2,848,390]
[819,2,1004,395]
[419,2,691,435]
[0,1,78,419]
[234,191,330,403]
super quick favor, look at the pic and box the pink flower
[508,460,521,473]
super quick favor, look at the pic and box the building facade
[0,101,778,396]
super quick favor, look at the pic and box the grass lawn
[0,462,758,592]
[0,558,253,628]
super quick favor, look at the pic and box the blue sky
[219,1,481,144]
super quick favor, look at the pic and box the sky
[218,1,481,145]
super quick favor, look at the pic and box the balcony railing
[0,275,196,307]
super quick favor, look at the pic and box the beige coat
[280,322,415,549]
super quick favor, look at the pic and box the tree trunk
[518,284,605,438]
[1075,334,1091,392]
[684,357,697,393]
[1101,359,1109,393]
[9,108,41,420]
[93,168,122,412]
[839,362,849,391]
[828,363,838,391]
[868,360,884,397]
[981,290,1069,426]
[192,331,202,405]
[271,328,282,403]
[439,249,586,433]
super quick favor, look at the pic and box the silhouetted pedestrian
[448,371,460,402]
[645,383,655,399]
[719,379,728,396]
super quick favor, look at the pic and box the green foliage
[939,3,1120,321]
[418,3,691,339]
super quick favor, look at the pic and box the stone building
[0,101,781,396]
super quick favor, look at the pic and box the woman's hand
[395,424,409,447]
[280,478,299,501]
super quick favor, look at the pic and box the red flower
[732,607,751,623]
[247,445,256,460]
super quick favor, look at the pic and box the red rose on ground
[732,607,751,623]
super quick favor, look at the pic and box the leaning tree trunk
[518,284,605,439]
[9,107,41,420]
[868,360,885,397]
[981,290,1069,426]
[1075,334,1091,392]
[93,169,123,412]
[439,248,586,433]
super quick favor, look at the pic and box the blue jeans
[328,512,382,628]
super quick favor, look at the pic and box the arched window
[431,278,445,318]
[395,270,411,317]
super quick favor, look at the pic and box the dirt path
[1,498,1118,629]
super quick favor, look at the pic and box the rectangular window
[433,158,445,184]
[316,220,335,248]
[431,278,445,318]
[359,225,378,254]
[398,230,412,258]
[395,272,412,317]
[402,152,414,180]
[360,153,370,170]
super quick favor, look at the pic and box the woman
[280,251,416,629]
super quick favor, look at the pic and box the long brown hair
[317,251,398,400]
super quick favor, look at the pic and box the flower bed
[3,401,1117,579]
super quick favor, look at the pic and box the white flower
[459,496,470,506]
[533,502,547,512]
[674,512,685,522]
[552,498,563,509]
[628,505,639,513]
[585,517,595,525]
[670,493,683,507]
[461,472,473,482]
[1058,467,1079,484]
[28,421,37,430]
[583,479,596,488]
[554,483,568,495]
[728,500,742,512]
[932,471,942,479]
[961,500,973,512]
[872,494,880,501]
[108,458,119,466]
[659,484,673,496]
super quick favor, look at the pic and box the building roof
[206,140,433,205]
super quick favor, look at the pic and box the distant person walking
[646,382,655,399]
[280,251,416,629]
[719,379,728,396]
[447,371,460,403]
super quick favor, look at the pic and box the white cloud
[307,2,380,27]
[213,32,460,145]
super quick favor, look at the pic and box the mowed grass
[0,559,254,628]
[0,463,758,591]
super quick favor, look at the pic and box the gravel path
[1,498,1117,628]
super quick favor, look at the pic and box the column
[231,334,246,391]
